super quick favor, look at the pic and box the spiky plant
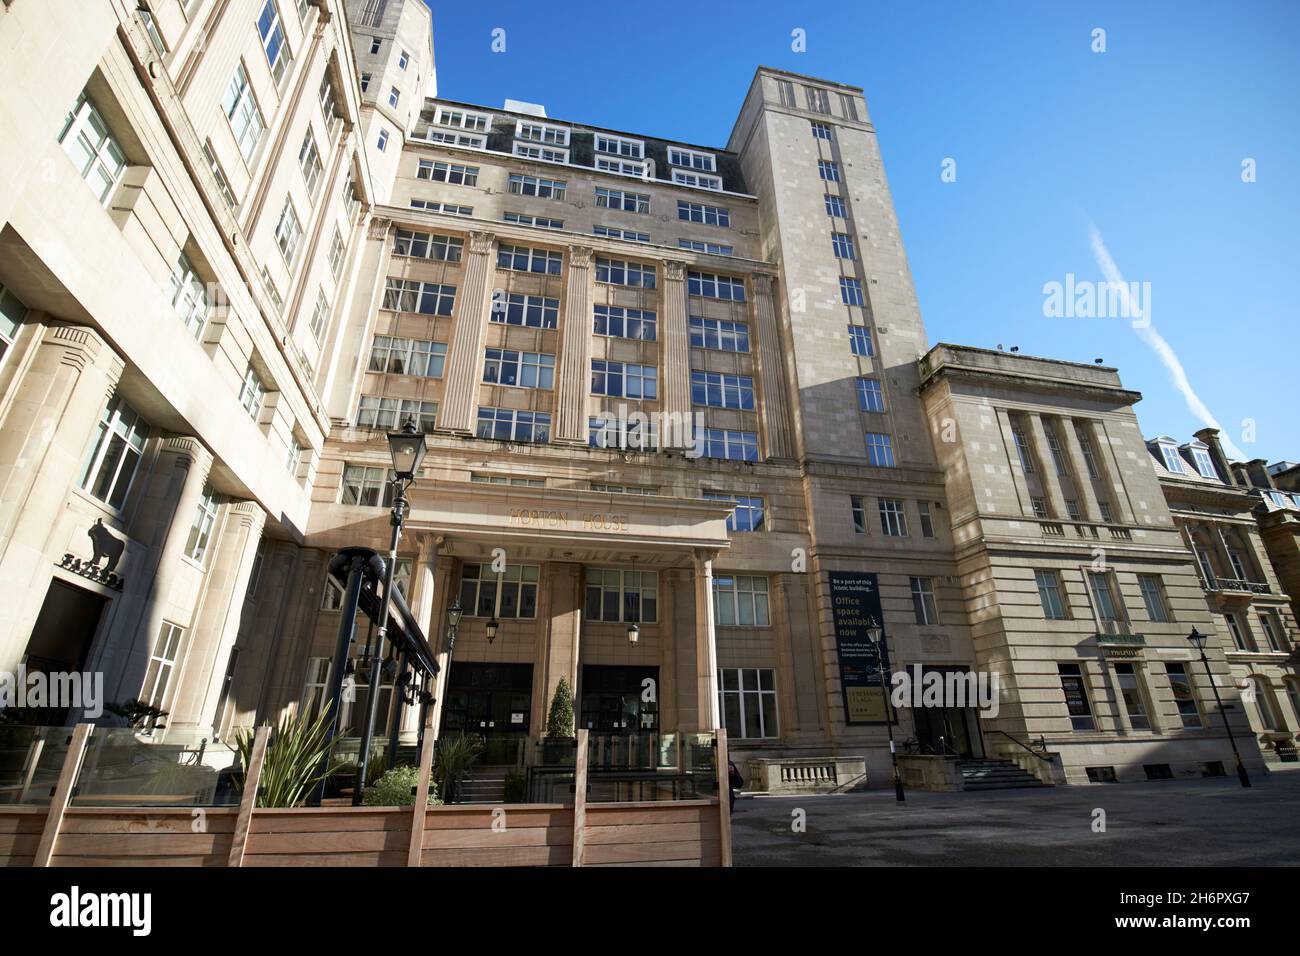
[232,707,341,808]
[432,733,482,804]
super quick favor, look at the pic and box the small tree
[546,676,574,739]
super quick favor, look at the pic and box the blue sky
[420,0,1300,464]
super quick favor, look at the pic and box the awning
[328,552,440,678]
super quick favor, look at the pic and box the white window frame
[594,133,644,160]
[141,622,186,726]
[59,91,127,203]
[719,667,779,740]
[712,575,771,627]
[459,562,540,619]
[185,484,220,563]
[168,250,209,338]
[298,128,322,197]
[585,568,658,623]
[79,396,150,510]
[910,576,939,625]
[223,64,264,164]
[239,364,267,421]
[257,0,291,86]
[435,107,491,132]
[515,119,569,146]
[667,146,716,172]
[274,197,303,263]
[671,169,722,191]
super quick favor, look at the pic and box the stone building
[0,0,1277,788]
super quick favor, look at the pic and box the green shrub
[363,764,440,806]
[232,707,340,808]
[546,677,574,738]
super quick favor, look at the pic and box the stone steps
[958,758,1051,791]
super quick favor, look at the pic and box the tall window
[593,305,656,341]
[856,377,884,412]
[818,160,840,182]
[1191,445,1217,479]
[1011,422,1035,473]
[1075,424,1101,478]
[850,496,867,534]
[257,0,291,85]
[825,195,847,218]
[592,360,657,399]
[879,498,907,536]
[58,91,127,202]
[492,293,558,329]
[1165,663,1202,728]
[274,198,302,263]
[309,288,329,342]
[689,317,749,352]
[168,251,209,338]
[865,433,895,467]
[703,493,764,532]
[713,575,770,626]
[918,501,935,538]
[1113,663,1151,730]
[691,371,754,410]
[298,129,322,196]
[222,64,264,162]
[328,227,346,278]
[1258,612,1284,652]
[302,657,331,716]
[719,668,778,740]
[1223,612,1251,651]
[79,397,149,509]
[840,278,865,307]
[1057,663,1095,731]
[1043,420,1069,475]
[340,465,394,507]
[831,232,855,259]
[1035,570,1068,619]
[141,623,186,728]
[848,325,873,356]
[1159,442,1185,474]
[238,365,266,420]
[585,569,657,623]
[910,577,938,625]
[0,282,27,367]
[483,348,555,389]
[1087,572,1122,622]
[185,484,219,563]
[1138,575,1169,622]
[459,563,539,618]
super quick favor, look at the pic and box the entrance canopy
[326,550,439,676]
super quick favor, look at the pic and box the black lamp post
[352,418,427,806]
[866,616,905,803]
[1187,627,1251,789]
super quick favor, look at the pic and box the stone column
[750,273,793,459]
[438,231,496,434]
[426,554,458,741]
[554,246,594,444]
[0,323,123,672]
[168,500,267,729]
[1026,413,1069,520]
[400,533,440,737]
[660,260,691,448]
[692,549,721,732]
[1060,420,1103,522]
[537,562,582,735]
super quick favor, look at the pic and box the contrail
[1087,224,1247,462]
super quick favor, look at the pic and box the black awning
[329,552,440,677]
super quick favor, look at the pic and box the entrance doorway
[20,578,108,724]
[579,665,659,733]
[443,663,533,763]
[911,666,984,758]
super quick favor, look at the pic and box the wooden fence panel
[48,808,236,867]
[242,808,412,867]
[0,809,48,867]
[419,804,573,867]
[583,800,722,866]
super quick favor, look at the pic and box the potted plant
[542,677,576,766]
[362,764,441,806]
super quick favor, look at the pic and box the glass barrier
[0,725,74,806]
[71,726,239,807]
[585,731,721,803]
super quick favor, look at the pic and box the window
[811,121,833,140]
[1138,575,1169,622]
[668,146,716,172]
[140,8,167,57]
[595,156,647,177]
[302,658,331,720]
[839,93,859,121]
[677,201,730,227]
[671,169,722,190]
[594,134,644,159]
[318,74,341,138]
[848,325,873,356]
[1075,424,1101,479]
[593,305,656,341]
[411,199,473,216]
[435,107,491,132]
[507,173,566,200]
[382,279,456,316]
[589,481,655,495]
[596,187,649,214]
[1258,613,1284,652]
[505,211,564,230]
[918,501,935,538]
[856,377,884,412]
[491,292,559,329]
[1222,612,1253,652]
[369,36,381,54]
[368,336,447,377]
[483,348,555,389]
[340,465,395,507]
[824,194,847,218]
[513,142,568,164]
[474,474,546,487]
[592,360,657,400]
[704,493,764,532]
[274,198,302,262]
[700,429,758,462]
[475,407,551,443]
[1226,548,1249,581]
[851,496,867,534]
[357,396,437,431]
[0,283,27,367]
[1159,442,1184,474]
[257,1,291,84]
[393,229,463,262]
[1164,663,1202,728]
[1030,497,1048,518]
[260,266,283,312]
[1190,445,1217,479]
[398,49,409,70]
[222,65,264,163]
[777,79,796,107]
[342,174,360,218]
[720,668,778,739]
[585,569,657,623]
[865,433,895,467]
[185,484,219,563]
[1058,663,1095,731]
[360,73,371,93]
[593,225,650,243]
[596,257,656,288]
[459,563,539,619]
[79,397,149,509]
[168,251,209,338]
[1087,572,1122,622]
[818,160,840,182]
[588,417,658,451]
[1065,499,1081,521]
[293,131,323,200]
[416,160,479,186]
[376,129,388,151]
[388,86,400,108]
[59,91,127,202]
[691,371,754,410]
[141,623,185,725]
[1251,677,1281,730]
[328,227,346,278]
[201,142,237,211]
[497,243,562,275]
[309,288,329,341]
[687,271,744,301]
[1036,570,1068,619]
[417,128,486,149]
[805,86,830,113]
[1113,663,1151,730]
[516,120,569,146]
[1011,423,1035,473]
[910,577,939,625]
[879,498,907,537]
[1098,501,1114,523]
[714,576,770,626]
[678,239,734,256]
[1043,420,1069,475]
[689,317,749,352]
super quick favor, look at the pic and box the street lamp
[626,621,640,645]
[352,417,428,806]
[866,616,905,803]
[1187,627,1251,788]
[485,618,499,644]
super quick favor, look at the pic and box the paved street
[731,771,1300,866]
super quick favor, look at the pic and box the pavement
[730,769,1300,866]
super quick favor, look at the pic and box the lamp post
[485,617,499,644]
[1187,627,1251,789]
[866,616,905,803]
[352,418,428,806]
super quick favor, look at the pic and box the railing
[991,730,1053,763]
[1203,578,1271,595]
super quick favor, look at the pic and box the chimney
[1193,427,1236,486]
[1243,458,1275,490]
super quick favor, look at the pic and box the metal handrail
[992,730,1053,762]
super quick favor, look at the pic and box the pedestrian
[728,758,744,811]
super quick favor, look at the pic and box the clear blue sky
[420,0,1300,464]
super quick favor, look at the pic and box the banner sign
[828,571,893,725]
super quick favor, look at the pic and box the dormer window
[1188,443,1217,479]
[1156,439,1184,474]
[668,146,716,172]
[515,120,569,147]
